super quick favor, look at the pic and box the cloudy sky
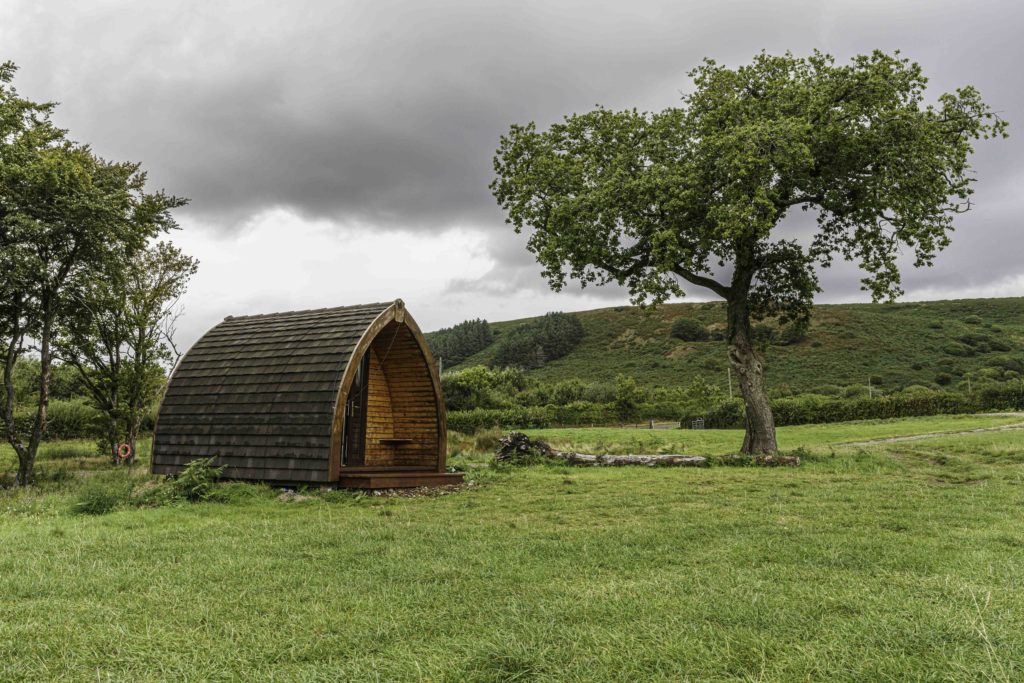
[1,0,1021,346]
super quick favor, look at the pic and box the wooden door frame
[328,300,447,479]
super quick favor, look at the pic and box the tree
[492,50,1007,454]
[492,311,584,369]
[0,62,185,484]
[427,318,493,367]
[613,374,645,425]
[59,242,198,463]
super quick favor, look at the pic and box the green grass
[521,413,1024,457]
[2,417,1024,680]
[439,296,1024,392]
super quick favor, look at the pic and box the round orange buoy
[117,443,133,460]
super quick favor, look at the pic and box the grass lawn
[521,412,1024,457]
[1,416,1023,681]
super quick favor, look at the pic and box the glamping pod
[151,300,462,488]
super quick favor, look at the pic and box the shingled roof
[151,302,393,484]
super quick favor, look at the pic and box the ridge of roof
[223,300,395,322]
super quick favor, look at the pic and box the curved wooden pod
[152,300,456,487]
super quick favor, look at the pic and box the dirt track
[840,414,1024,447]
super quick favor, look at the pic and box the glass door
[342,353,370,466]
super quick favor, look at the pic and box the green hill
[431,297,1024,393]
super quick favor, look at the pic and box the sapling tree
[492,50,1007,454]
[59,242,198,463]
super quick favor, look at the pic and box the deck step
[338,471,464,489]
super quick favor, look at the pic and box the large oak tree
[492,51,1007,454]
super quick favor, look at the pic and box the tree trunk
[20,311,55,484]
[726,295,778,455]
[2,304,34,486]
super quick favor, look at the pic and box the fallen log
[495,432,707,467]
[552,451,708,467]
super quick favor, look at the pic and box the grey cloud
[0,0,1021,312]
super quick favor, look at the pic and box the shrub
[10,399,101,442]
[549,378,587,406]
[988,355,1024,374]
[964,315,983,325]
[775,320,809,346]
[843,384,869,399]
[171,457,225,502]
[927,319,944,329]
[943,342,974,357]
[989,338,1012,352]
[752,323,776,346]
[935,372,953,386]
[442,366,528,411]
[670,318,708,342]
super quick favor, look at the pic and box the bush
[670,318,709,342]
[775,320,809,346]
[752,323,776,346]
[988,355,1024,374]
[171,457,225,502]
[943,342,974,357]
[964,315,983,325]
[549,378,587,406]
[935,372,953,386]
[843,384,869,399]
[10,399,100,442]
[927,319,944,329]
[442,366,529,411]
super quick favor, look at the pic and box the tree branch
[672,267,730,299]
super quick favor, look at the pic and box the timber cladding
[151,300,448,485]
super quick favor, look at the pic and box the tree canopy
[492,50,1007,454]
[0,61,187,483]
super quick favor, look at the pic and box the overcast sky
[1,0,1021,347]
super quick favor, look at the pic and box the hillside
[430,297,1024,393]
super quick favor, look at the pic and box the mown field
[444,297,1024,392]
[2,415,1024,681]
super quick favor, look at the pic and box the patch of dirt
[367,481,479,498]
[664,344,694,359]
[608,328,648,350]
[277,490,314,503]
